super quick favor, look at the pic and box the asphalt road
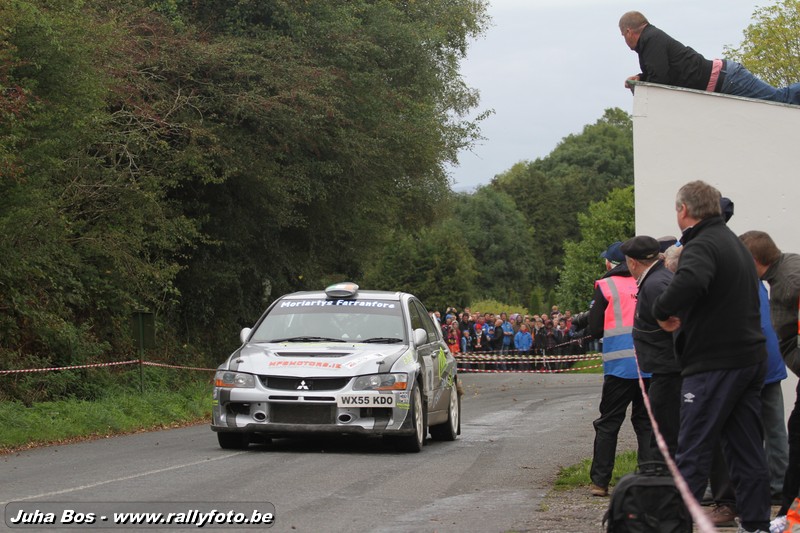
[0,373,610,533]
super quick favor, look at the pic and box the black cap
[600,241,625,264]
[621,235,660,260]
[720,197,734,222]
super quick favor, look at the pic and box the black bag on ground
[603,461,692,533]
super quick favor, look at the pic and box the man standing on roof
[585,241,653,497]
[618,11,800,105]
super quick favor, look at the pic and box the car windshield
[249,298,407,344]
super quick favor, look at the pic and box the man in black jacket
[652,180,769,533]
[739,230,800,529]
[619,11,800,105]
[621,235,681,459]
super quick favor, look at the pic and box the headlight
[353,373,408,391]
[214,371,255,388]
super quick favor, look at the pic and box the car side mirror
[413,328,428,346]
[239,328,252,344]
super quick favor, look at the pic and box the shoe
[706,504,738,527]
[589,483,608,497]
[769,515,787,533]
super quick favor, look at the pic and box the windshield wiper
[361,337,404,344]
[270,336,346,343]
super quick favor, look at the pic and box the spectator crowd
[433,306,592,357]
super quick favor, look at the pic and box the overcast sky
[448,0,766,191]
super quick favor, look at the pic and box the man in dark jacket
[739,230,800,528]
[621,235,681,459]
[652,180,769,533]
[619,11,800,104]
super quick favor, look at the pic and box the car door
[410,300,449,413]
[408,301,437,409]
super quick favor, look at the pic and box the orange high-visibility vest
[595,275,644,379]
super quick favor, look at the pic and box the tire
[430,379,460,441]
[217,432,250,450]
[394,385,426,453]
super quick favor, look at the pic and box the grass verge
[0,380,213,453]
[553,449,638,490]
[569,354,604,374]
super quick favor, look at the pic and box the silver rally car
[211,283,460,452]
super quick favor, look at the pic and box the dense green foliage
[486,108,634,307]
[725,0,800,87]
[452,187,540,303]
[467,299,531,320]
[366,108,634,314]
[556,187,635,310]
[363,218,478,313]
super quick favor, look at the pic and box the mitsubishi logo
[297,380,310,390]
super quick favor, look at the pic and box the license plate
[337,393,395,407]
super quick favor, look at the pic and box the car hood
[225,342,410,376]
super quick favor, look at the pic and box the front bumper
[211,385,415,437]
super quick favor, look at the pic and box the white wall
[632,82,800,248]
[632,82,800,416]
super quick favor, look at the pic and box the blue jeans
[721,60,800,104]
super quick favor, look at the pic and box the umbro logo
[683,392,695,403]
[297,380,310,390]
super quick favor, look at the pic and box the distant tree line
[365,108,635,314]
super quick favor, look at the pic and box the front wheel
[430,379,460,441]
[394,385,426,453]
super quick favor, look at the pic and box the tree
[362,220,478,312]
[0,0,205,401]
[725,0,800,87]
[493,108,633,291]
[452,187,540,305]
[555,186,635,311]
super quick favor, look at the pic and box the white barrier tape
[0,360,139,374]
[633,350,716,533]
[457,363,604,374]
[459,360,575,366]
[455,353,602,362]
[0,360,215,375]
[456,360,599,367]
[450,332,594,351]
[450,334,593,352]
[141,361,216,372]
